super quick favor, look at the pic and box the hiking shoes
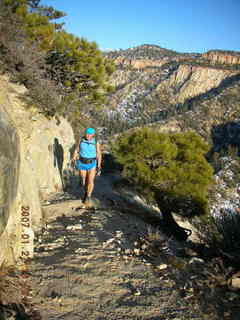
[82,192,87,203]
[83,195,91,204]
[84,196,91,204]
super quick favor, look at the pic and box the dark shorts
[75,160,97,171]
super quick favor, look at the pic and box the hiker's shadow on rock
[69,143,76,160]
[53,138,64,186]
[53,139,78,194]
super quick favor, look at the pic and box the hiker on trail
[73,128,102,204]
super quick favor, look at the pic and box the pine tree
[0,0,115,117]
[112,128,214,240]
[3,0,65,50]
[46,31,115,107]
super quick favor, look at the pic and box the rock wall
[114,57,169,69]
[114,51,240,70]
[203,51,240,65]
[114,56,190,70]
[156,64,238,104]
[0,75,75,264]
[0,92,20,264]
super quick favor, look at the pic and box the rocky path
[28,173,201,320]
[30,209,171,319]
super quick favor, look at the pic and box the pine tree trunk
[155,194,189,241]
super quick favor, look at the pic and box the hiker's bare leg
[80,170,87,190]
[86,168,96,197]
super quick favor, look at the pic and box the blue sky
[42,0,240,53]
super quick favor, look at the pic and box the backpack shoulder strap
[81,137,97,146]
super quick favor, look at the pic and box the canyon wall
[156,64,238,104]
[0,75,75,264]
[203,51,240,65]
[113,51,240,70]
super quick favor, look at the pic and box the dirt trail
[28,172,199,320]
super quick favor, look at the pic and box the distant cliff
[103,44,240,128]
[107,45,240,70]
[108,44,198,70]
[0,75,75,264]
[203,50,240,65]
[155,64,238,104]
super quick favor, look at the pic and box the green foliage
[0,0,115,121]
[0,2,61,115]
[3,0,65,50]
[112,128,214,217]
[46,31,115,105]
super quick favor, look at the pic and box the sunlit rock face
[203,51,240,65]
[155,64,238,104]
[0,75,75,264]
[0,100,19,237]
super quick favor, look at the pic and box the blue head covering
[85,127,95,134]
